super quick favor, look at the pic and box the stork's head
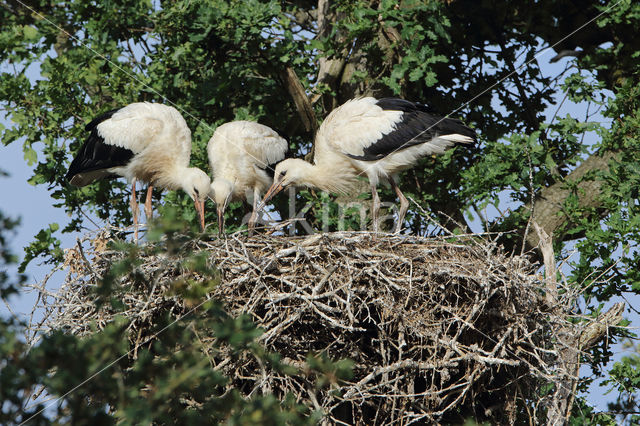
[258,159,314,211]
[208,178,234,234]
[181,168,211,231]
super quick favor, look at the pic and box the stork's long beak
[194,199,205,231]
[258,180,285,212]
[217,205,225,235]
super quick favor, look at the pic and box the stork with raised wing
[259,97,476,233]
[207,120,288,234]
[66,102,211,236]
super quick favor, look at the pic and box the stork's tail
[435,118,476,145]
[438,133,475,144]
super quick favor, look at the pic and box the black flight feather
[347,98,476,161]
[66,107,135,186]
[84,107,120,131]
[375,98,435,114]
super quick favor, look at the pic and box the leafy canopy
[2,0,640,423]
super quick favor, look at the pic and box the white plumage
[259,97,476,233]
[207,120,288,234]
[66,102,211,234]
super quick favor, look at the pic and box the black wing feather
[66,107,135,185]
[347,98,476,161]
[84,108,120,131]
[375,97,434,114]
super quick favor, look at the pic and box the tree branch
[314,0,347,109]
[497,38,541,133]
[539,227,625,426]
[579,302,625,350]
[533,222,557,306]
[524,150,617,251]
[279,66,317,135]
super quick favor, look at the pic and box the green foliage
[0,316,47,425]
[601,341,640,426]
[3,0,640,422]
[0,170,26,298]
[568,398,618,426]
[1,212,350,424]
[569,80,640,306]
[606,350,640,394]
[304,353,353,390]
[330,0,450,94]
[18,223,63,274]
[0,213,21,299]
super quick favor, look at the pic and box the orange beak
[217,205,225,235]
[194,199,205,231]
[257,180,286,212]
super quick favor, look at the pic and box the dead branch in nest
[32,229,623,425]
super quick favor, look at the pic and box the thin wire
[6,10,236,424]
[11,0,277,173]
[9,0,626,423]
[18,290,218,425]
[355,0,624,178]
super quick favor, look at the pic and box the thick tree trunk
[316,0,346,107]
[523,150,617,251]
[546,302,624,426]
[536,224,624,426]
[279,66,317,135]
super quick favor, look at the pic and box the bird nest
[39,229,568,424]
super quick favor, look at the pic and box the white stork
[207,120,288,234]
[259,97,476,233]
[66,102,211,236]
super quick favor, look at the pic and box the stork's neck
[210,178,234,206]
[300,158,358,194]
[157,165,200,192]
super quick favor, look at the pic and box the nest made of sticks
[41,230,566,424]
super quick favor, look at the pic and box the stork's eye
[279,170,287,179]
[194,188,200,196]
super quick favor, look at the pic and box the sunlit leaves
[562,72,607,103]
[1,214,346,423]
[18,222,62,273]
[2,1,640,422]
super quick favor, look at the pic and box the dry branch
[280,66,318,134]
[33,230,624,424]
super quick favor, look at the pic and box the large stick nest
[43,230,567,424]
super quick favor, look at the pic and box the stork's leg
[247,187,260,237]
[389,176,409,234]
[144,185,153,221]
[371,183,380,234]
[130,178,139,242]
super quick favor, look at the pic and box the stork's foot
[389,176,409,234]
[372,218,380,234]
[247,188,262,237]
[371,184,381,236]
[247,209,259,237]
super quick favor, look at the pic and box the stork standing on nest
[207,121,288,235]
[66,102,211,237]
[259,97,476,233]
